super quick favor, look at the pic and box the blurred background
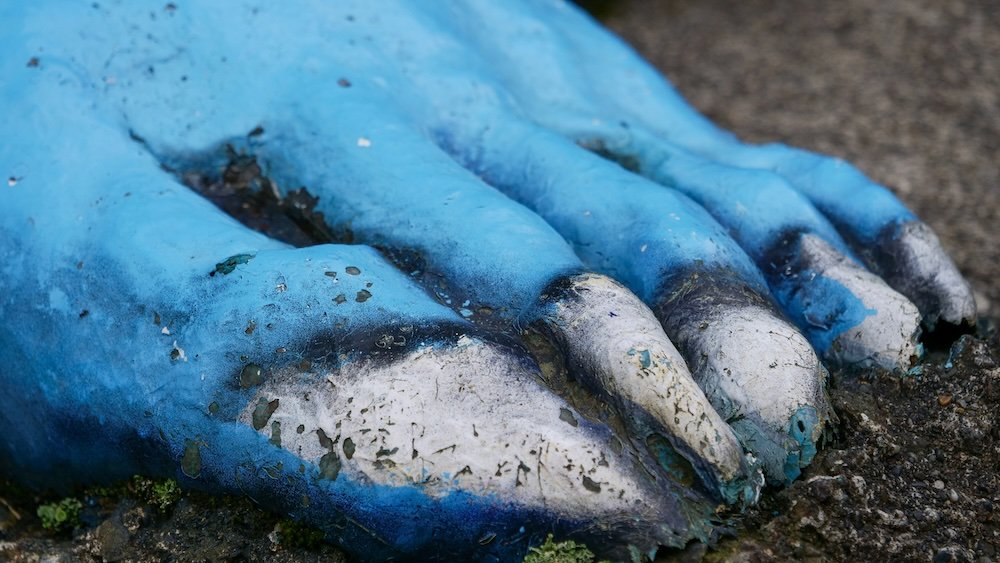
[592,0,1000,324]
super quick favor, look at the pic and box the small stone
[938,394,953,407]
[949,489,959,502]
[934,479,946,490]
[808,477,836,503]
[933,546,967,563]
[96,517,130,561]
[850,475,867,497]
[924,507,941,523]
[876,508,908,528]
[121,505,149,533]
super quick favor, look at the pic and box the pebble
[924,508,941,523]
[850,475,867,497]
[808,477,836,503]
[949,489,959,502]
[934,480,946,490]
[95,517,130,561]
[938,394,953,407]
[122,505,149,533]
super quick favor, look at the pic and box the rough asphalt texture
[2,0,998,561]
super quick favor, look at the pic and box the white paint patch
[799,234,922,370]
[889,221,976,326]
[682,305,830,480]
[239,336,665,520]
[544,274,749,490]
[357,137,372,148]
[47,288,71,314]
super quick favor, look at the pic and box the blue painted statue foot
[0,1,976,561]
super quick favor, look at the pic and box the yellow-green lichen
[37,497,82,531]
[523,534,603,563]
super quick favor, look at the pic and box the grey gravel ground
[2,1,998,561]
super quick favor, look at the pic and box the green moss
[87,475,184,512]
[130,476,183,512]
[37,497,82,531]
[86,479,129,499]
[150,478,182,512]
[524,534,601,563]
[276,518,326,550]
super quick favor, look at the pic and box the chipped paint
[0,0,970,559]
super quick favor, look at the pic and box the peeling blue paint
[0,0,950,558]
[0,3,722,559]
[770,266,876,355]
[784,407,821,483]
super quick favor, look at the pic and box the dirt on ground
[681,336,1000,562]
[2,1,998,561]
[604,2,1000,560]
